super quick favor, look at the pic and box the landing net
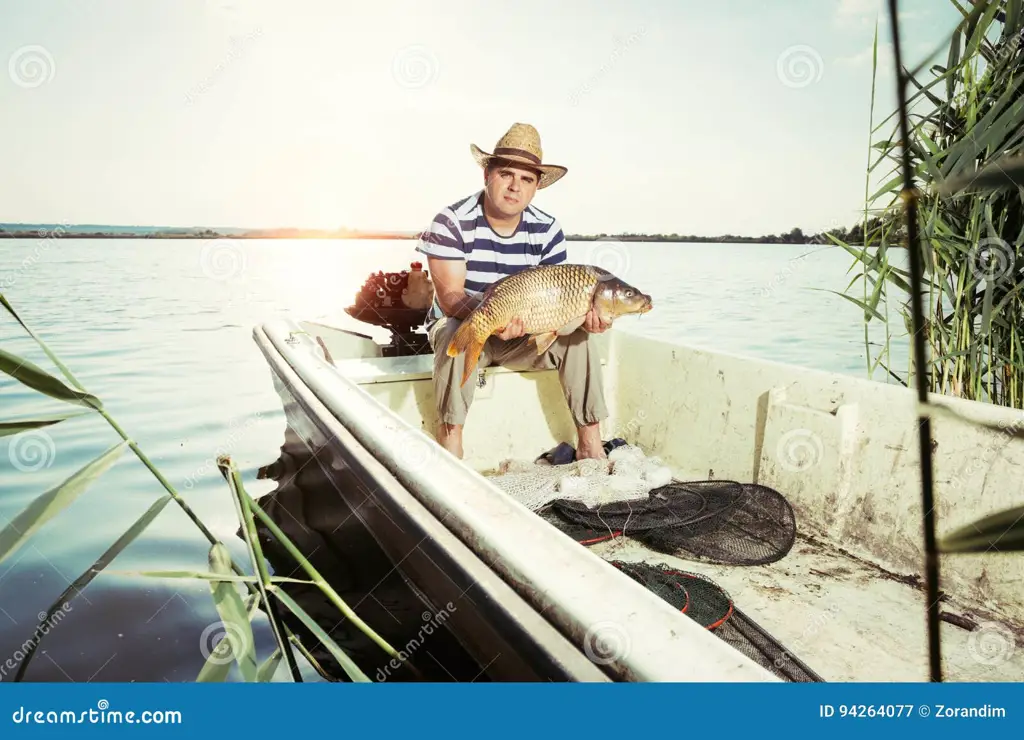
[484,442,819,682]
[487,444,796,566]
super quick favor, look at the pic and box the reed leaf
[12,494,173,682]
[217,455,301,682]
[0,441,127,566]
[939,504,1024,552]
[197,593,262,683]
[941,154,1024,194]
[0,411,89,438]
[0,347,102,409]
[207,542,258,682]
[257,648,283,682]
[0,294,98,401]
[817,289,887,322]
[106,570,310,585]
[268,585,371,683]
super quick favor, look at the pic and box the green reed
[0,293,410,682]
[837,0,1024,409]
[868,0,1024,684]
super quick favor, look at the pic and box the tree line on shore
[0,214,892,246]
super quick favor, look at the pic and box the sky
[0,0,961,236]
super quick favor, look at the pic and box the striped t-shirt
[415,190,567,325]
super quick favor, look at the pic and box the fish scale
[446,263,652,387]
[478,264,601,335]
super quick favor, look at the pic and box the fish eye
[625,290,633,297]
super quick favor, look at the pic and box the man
[415,122,611,461]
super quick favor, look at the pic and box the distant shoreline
[0,226,862,246]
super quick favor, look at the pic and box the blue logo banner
[1,683,1021,737]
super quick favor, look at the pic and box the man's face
[484,162,540,218]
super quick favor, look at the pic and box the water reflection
[248,425,486,682]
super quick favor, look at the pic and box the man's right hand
[495,317,525,340]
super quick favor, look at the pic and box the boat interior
[251,309,1024,683]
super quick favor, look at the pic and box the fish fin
[460,339,485,386]
[446,320,486,387]
[556,316,586,335]
[533,331,559,355]
[446,319,477,358]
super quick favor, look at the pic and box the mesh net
[487,442,820,682]
[488,445,796,566]
[486,444,675,512]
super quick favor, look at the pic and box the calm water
[0,238,907,682]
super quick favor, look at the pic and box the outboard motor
[344,262,435,357]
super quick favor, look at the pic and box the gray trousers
[428,316,609,428]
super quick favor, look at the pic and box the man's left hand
[583,308,612,334]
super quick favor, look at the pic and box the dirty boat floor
[582,530,1024,682]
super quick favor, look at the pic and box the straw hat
[470,123,568,189]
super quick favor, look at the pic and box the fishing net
[487,441,820,682]
[486,443,675,512]
[488,444,796,566]
[605,560,821,682]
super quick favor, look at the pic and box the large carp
[445,263,653,386]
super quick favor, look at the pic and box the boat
[251,263,1024,682]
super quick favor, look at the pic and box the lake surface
[0,238,908,682]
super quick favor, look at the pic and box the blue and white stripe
[416,190,567,323]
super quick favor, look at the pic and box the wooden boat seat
[333,352,606,385]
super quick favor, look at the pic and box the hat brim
[471,143,567,189]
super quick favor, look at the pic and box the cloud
[835,40,895,73]
[835,0,927,28]
[836,0,885,27]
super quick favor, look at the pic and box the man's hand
[583,307,612,334]
[495,317,525,341]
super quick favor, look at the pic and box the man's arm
[427,256,483,320]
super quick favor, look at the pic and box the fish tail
[446,318,487,387]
